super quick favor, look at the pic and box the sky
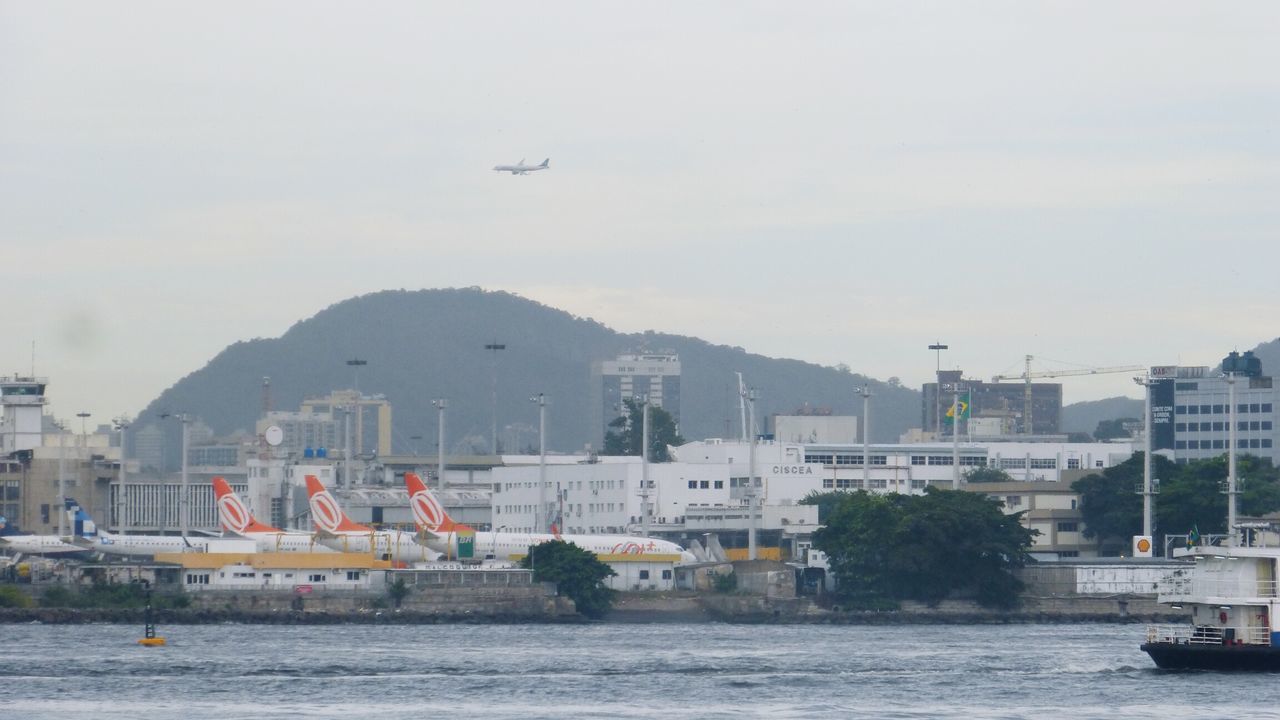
[3,1,1279,426]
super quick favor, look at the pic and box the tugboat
[1142,545,1279,670]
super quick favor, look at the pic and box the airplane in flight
[212,477,334,553]
[492,157,550,175]
[403,472,696,563]
[0,499,97,557]
[304,475,439,562]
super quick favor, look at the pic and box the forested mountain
[135,288,921,468]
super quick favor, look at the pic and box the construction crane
[991,355,1145,435]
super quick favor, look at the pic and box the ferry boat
[1142,546,1280,670]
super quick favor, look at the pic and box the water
[0,622,1276,719]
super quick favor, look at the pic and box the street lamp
[928,342,948,438]
[637,394,651,539]
[485,343,506,455]
[53,419,67,537]
[741,385,758,561]
[1134,374,1156,541]
[433,398,448,490]
[343,359,366,491]
[161,413,192,536]
[857,386,872,490]
[529,393,547,531]
[113,416,131,534]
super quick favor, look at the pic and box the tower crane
[991,355,1145,435]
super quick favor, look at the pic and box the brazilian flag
[943,392,971,425]
[1187,525,1200,548]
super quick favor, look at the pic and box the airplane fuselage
[0,534,91,556]
[423,530,690,562]
[87,532,215,557]
[316,529,439,562]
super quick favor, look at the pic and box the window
[1188,440,1199,449]
[1263,421,1273,431]
[871,455,888,466]
[835,478,853,489]
[910,478,928,490]
[308,574,327,583]
[1057,522,1079,533]
[1175,440,1187,449]
[1239,404,1249,414]
[1251,439,1261,448]
[869,478,887,489]
[1251,403,1261,413]
[1188,406,1200,414]
[823,478,834,489]
[910,456,926,466]
[1199,404,1211,414]
[927,455,953,466]
[1059,551,1080,558]
[688,480,696,489]
[1175,423,1186,432]
[1213,404,1224,414]
[1030,458,1057,469]
[1175,405,1186,415]
[1005,495,1023,508]
[1067,458,1081,469]
[346,571,361,581]
[998,458,1027,469]
[638,570,650,580]
[1213,440,1224,449]
[1263,403,1274,413]
[1240,422,1249,431]
[1264,439,1274,449]
[1187,422,1198,432]
[959,456,986,467]
[714,480,724,489]
[661,569,672,580]
[1213,422,1224,432]
[700,480,709,489]
[1176,382,1198,391]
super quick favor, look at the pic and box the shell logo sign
[217,492,251,534]
[1133,535,1153,558]
[410,490,446,532]
[309,490,345,534]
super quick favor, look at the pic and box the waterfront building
[1150,351,1279,464]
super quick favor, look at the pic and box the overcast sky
[3,2,1278,425]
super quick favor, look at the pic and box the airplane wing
[68,536,95,548]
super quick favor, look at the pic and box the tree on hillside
[811,488,1036,609]
[602,398,685,462]
[521,540,617,619]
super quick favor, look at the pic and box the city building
[0,375,48,456]
[923,369,1063,437]
[1150,352,1279,464]
[590,352,681,449]
[299,390,392,458]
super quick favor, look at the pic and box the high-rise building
[590,352,681,449]
[1150,351,1278,464]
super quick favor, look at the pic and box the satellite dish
[264,425,284,447]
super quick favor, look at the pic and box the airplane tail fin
[213,476,282,534]
[540,158,550,167]
[64,498,97,539]
[404,472,471,534]
[305,475,373,534]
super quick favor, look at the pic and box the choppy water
[0,622,1276,719]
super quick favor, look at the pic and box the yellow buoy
[138,636,166,647]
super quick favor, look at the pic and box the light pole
[162,413,192,536]
[858,386,872,490]
[530,393,547,532]
[929,342,948,438]
[346,358,367,466]
[638,395,651,539]
[1134,374,1155,540]
[485,342,506,455]
[743,387,758,561]
[113,416,131,534]
[75,412,90,523]
[951,387,964,489]
[1226,372,1239,546]
[433,398,448,491]
[54,419,66,536]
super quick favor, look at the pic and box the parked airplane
[304,475,439,562]
[403,472,696,563]
[492,157,550,175]
[212,477,334,553]
[0,499,98,557]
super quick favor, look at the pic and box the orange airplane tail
[213,476,283,534]
[305,475,373,534]
[404,472,472,534]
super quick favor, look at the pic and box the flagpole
[952,387,961,489]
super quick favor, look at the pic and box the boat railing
[1146,624,1272,646]
[1158,577,1278,599]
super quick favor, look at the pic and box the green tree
[1094,418,1138,441]
[1158,454,1280,543]
[811,488,1035,609]
[387,577,410,609]
[602,398,685,462]
[1070,453,1158,552]
[0,585,32,608]
[520,540,617,619]
[799,490,855,523]
[963,467,1016,483]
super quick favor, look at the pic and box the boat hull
[1142,642,1280,671]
